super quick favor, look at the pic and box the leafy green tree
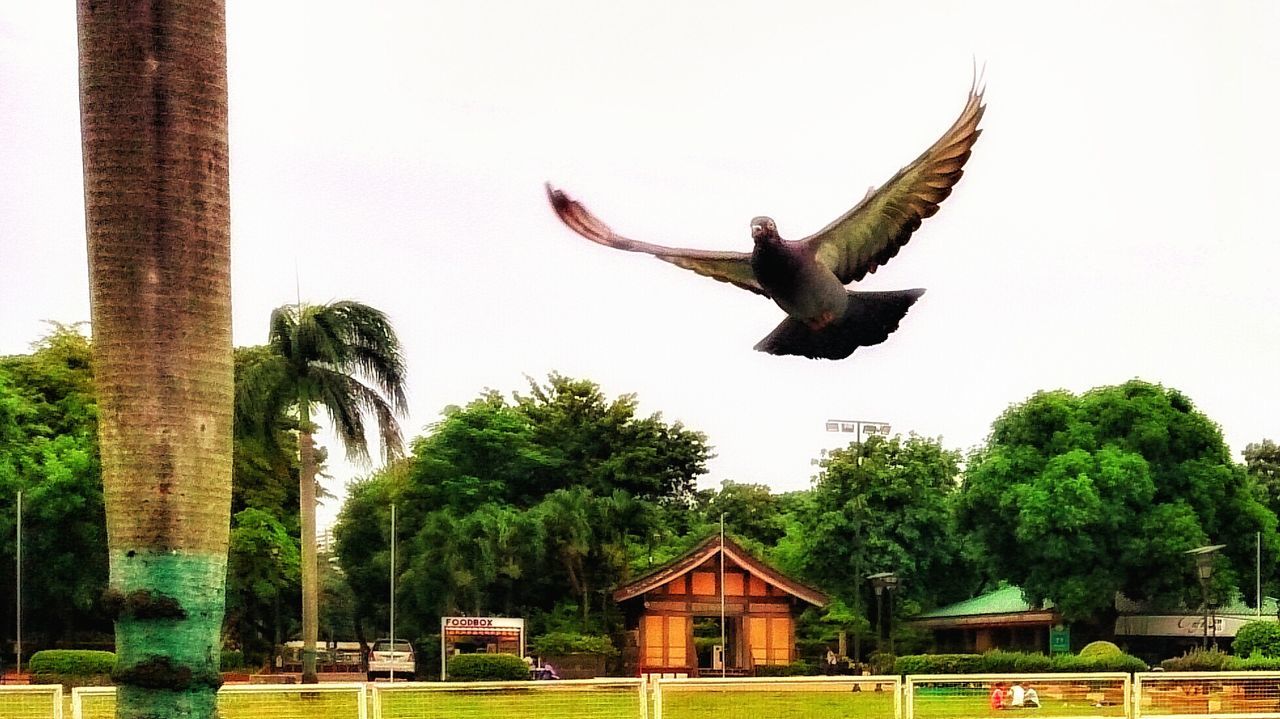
[780,434,973,657]
[225,509,300,663]
[514,373,710,502]
[1246,440,1280,517]
[332,469,400,648]
[238,300,408,682]
[957,380,1279,622]
[694,480,788,546]
[337,375,714,640]
[0,328,107,651]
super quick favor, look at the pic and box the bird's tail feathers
[753,288,926,360]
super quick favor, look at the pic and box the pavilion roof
[612,533,828,607]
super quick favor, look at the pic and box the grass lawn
[74,689,366,719]
[661,687,896,719]
[377,686,644,719]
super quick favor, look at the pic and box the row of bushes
[894,649,1148,675]
[447,653,530,680]
[1161,647,1280,671]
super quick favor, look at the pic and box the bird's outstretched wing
[546,184,766,296]
[803,81,986,284]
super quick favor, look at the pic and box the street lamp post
[15,489,21,676]
[867,572,899,655]
[1185,544,1225,650]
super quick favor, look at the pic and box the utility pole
[389,503,396,682]
[15,490,21,675]
[719,513,726,678]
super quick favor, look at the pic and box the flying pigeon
[546,82,985,360]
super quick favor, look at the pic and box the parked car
[368,639,415,680]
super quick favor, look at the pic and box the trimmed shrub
[756,660,818,677]
[1161,647,1232,671]
[975,650,1023,673]
[1012,652,1054,673]
[894,654,982,675]
[531,632,616,656]
[1228,654,1280,670]
[868,652,896,675]
[1052,652,1147,673]
[894,650,1143,675]
[220,649,245,670]
[28,650,116,676]
[447,653,530,681]
[1234,621,1280,658]
[1079,641,1123,659]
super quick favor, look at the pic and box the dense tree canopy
[8,323,1279,669]
[957,381,1279,621]
[335,374,713,641]
[1246,439,1280,518]
[0,327,107,648]
[778,435,977,625]
[0,331,310,665]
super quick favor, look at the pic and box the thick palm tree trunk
[77,2,233,717]
[298,405,319,684]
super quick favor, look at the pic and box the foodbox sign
[441,616,525,631]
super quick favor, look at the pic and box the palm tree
[239,301,407,682]
[77,2,232,717]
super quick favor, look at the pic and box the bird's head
[750,216,779,243]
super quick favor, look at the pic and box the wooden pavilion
[613,534,827,677]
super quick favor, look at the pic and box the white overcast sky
[2,1,1278,531]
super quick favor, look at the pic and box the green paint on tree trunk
[110,550,227,717]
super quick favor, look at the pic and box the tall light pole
[825,420,891,466]
[389,503,397,682]
[720,513,726,678]
[1185,544,1225,650]
[15,490,21,675]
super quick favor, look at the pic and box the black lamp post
[1185,544,1225,650]
[867,572,900,655]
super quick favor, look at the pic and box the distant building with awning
[909,586,1062,653]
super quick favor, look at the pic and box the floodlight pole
[15,490,21,675]
[389,503,396,682]
[825,419,890,467]
[720,513,726,678]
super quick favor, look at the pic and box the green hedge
[1234,621,1280,659]
[531,632,616,656]
[447,653,530,681]
[1228,654,1280,670]
[1079,641,1122,659]
[28,650,116,676]
[895,650,1146,675]
[756,661,819,677]
[220,649,245,670]
[894,654,983,674]
[1161,647,1280,672]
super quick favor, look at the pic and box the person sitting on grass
[1011,683,1026,708]
[990,683,1006,710]
[1024,686,1040,708]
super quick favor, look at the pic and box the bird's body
[547,79,985,360]
[750,230,848,330]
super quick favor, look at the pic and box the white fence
[652,675,901,719]
[906,672,1131,719]
[0,685,63,719]
[70,683,367,719]
[26,672,1280,719]
[369,678,647,719]
[1135,672,1280,719]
